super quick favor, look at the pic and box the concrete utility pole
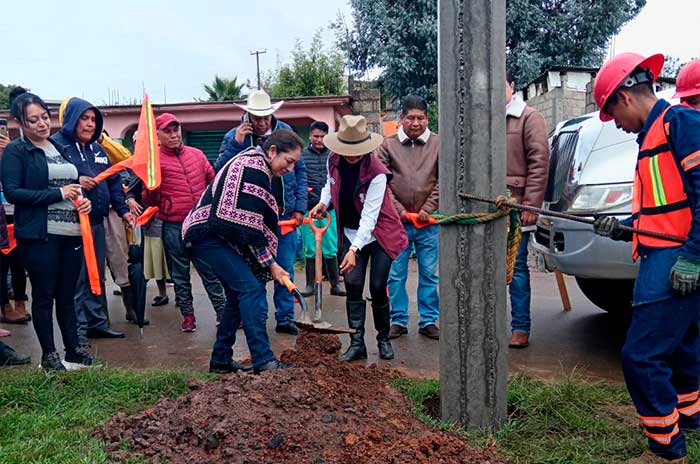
[250,50,267,90]
[438,0,508,429]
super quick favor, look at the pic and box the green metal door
[185,130,228,164]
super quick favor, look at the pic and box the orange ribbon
[404,212,437,229]
[75,199,102,296]
[0,224,17,255]
[136,206,159,226]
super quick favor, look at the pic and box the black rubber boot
[373,302,394,360]
[301,259,315,297]
[340,300,367,362]
[325,257,346,296]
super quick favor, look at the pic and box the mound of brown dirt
[95,332,506,464]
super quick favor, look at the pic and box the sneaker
[0,345,30,365]
[388,324,408,340]
[181,313,196,332]
[232,360,254,372]
[253,359,294,375]
[418,324,440,340]
[209,361,238,374]
[275,322,299,336]
[40,351,67,373]
[64,346,102,369]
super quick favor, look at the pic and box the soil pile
[95,332,506,463]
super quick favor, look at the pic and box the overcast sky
[1,0,697,105]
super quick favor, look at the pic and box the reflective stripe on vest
[632,106,690,259]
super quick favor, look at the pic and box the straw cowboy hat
[235,89,284,117]
[324,115,384,157]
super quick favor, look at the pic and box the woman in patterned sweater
[183,130,303,375]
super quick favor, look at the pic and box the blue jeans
[162,221,226,315]
[192,236,275,368]
[388,224,439,329]
[509,231,531,334]
[74,222,109,341]
[295,229,304,262]
[272,228,296,325]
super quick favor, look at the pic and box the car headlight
[568,183,633,214]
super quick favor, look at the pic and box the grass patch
[0,367,212,464]
[393,375,700,463]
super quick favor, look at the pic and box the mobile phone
[0,119,7,138]
[243,113,250,124]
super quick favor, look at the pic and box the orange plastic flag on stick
[136,206,159,226]
[93,94,161,190]
[75,200,102,296]
[1,224,17,255]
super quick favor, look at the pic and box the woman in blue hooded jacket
[50,98,134,342]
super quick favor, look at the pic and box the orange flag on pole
[93,94,161,190]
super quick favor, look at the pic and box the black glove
[593,216,632,241]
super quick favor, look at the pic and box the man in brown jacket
[378,95,440,340]
[506,71,550,348]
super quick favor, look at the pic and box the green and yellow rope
[421,208,522,284]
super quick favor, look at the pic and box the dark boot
[325,257,346,296]
[301,259,315,297]
[340,300,367,362]
[372,302,394,360]
[122,286,149,325]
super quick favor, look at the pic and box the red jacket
[143,144,214,222]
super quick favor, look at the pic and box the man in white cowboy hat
[216,89,308,336]
[216,89,289,170]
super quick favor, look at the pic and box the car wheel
[575,277,634,315]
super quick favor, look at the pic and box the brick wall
[349,79,382,134]
[527,87,589,131]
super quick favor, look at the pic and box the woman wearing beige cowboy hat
[310,115,408,362]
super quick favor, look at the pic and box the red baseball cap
[155,113,180,130]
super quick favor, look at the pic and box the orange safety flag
[75,200,102,296]
[136,206,159,226]
[0,224,17,255]
[405,212,437,229]
[93,94,161,190]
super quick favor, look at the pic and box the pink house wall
[0,96,353,141]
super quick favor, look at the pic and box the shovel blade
[295,320,357,334]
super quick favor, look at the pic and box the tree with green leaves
[202,75,246,102]
[662,55,699,79]
[0,84,21,110]
[265,30,346,98]
[334,0,646,102]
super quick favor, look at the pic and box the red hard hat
[593,52,665,122]
[673,60,700,99]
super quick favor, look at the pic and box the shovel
[281,275,355,334]
[308,215,331,322]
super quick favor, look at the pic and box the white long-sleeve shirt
[319,171,387,251]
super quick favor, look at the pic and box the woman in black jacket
[1,90,97,372]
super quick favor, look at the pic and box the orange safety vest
[632,106,691,259]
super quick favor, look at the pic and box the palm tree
[202,75,246,102]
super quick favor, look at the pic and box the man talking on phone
[215,89,308,336]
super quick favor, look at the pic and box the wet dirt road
[3,263,627,383]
